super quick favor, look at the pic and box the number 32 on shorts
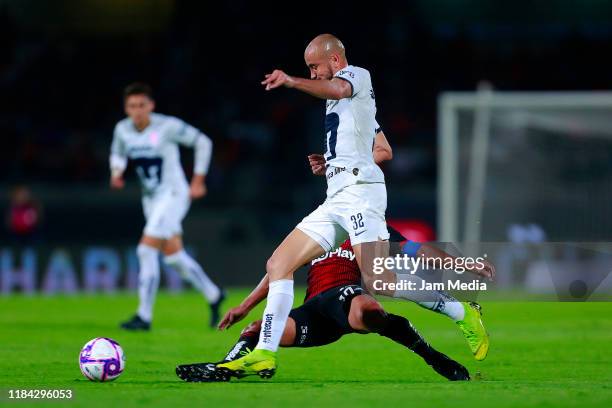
[350,213,364,230]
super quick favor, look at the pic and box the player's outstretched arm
[261,69,352,100]
[218,274,270,330]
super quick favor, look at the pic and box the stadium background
[1,3,611,408]
[2,0,612,290]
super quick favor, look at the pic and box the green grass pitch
[1,290,611,408]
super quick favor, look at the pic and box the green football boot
[456,302,489,361]
[216,349,277,379]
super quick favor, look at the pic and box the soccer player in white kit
[218,34,393,378]
[218,34,492,379]
[109,83,225,331]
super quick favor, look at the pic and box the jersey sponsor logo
[311,247,356,265]
[262,313,273,343]
[337,70,355,78]
[326,167,346,180]
[354,230,367,237]
[127,145,155,155]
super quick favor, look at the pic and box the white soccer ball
[79,337,125,382]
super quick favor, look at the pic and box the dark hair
[123,82,153,101]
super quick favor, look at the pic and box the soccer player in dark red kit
[176,228,470,382]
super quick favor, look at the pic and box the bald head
[304,34,348,80]
[305,34,346,60]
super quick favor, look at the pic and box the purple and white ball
[79,337,125,382]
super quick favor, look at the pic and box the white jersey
[110,113,212,196]
[324,65,385,196]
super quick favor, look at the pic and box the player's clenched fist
[261,69,295,90]
[308,154,326,176]
[110,175,125,189]
[189,174,207,199]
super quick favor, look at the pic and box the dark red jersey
[305,239,360,301]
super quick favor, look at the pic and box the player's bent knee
[265,256,291,280]
[361,305,388,333]
[163,252,188,278]
[140,235,164,250]
[349,297,387,333]
[137,243,159,259]
[162,236,183,256]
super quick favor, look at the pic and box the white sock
[164,250,221,303]
[136,244,160,322]
[255,279,294,352]
[394,274,465,321]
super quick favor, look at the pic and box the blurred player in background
[6,185,43,245]
[109,83,224,330]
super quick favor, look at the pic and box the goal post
[438,89,612,243]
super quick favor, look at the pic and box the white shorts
[142,190,191,239]
[296,183,389,252]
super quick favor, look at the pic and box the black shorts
[288,284,364,347]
